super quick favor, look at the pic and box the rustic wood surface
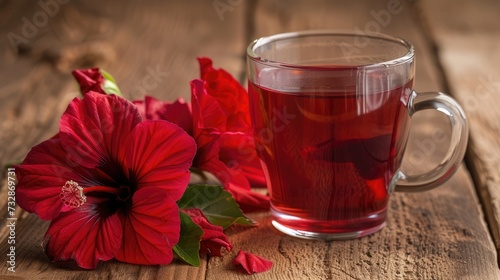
[0,0,499,279]
[418,0,500,265]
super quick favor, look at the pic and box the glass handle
[396,91,469,192]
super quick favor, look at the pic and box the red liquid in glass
[248,75,412,235]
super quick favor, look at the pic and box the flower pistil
[60,180,130,209]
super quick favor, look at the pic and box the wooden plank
[0,0,247,278]
[0,0,248,169]
[205,0,500,279]
[418,0,500,263]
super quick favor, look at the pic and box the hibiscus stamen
[60,180,86,208]
[60,181,123,208]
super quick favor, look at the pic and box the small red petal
[184,208,232,256]
[226,184,270,213]
[115,188,181,265]
[233,250,273,274]
[133,96,193,134]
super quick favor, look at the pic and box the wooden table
[1,0,500,279]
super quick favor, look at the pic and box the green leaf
[100,69,122,96]
[173,212,203,266]
[177,184,255,229]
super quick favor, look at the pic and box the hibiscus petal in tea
[249,75,412,238]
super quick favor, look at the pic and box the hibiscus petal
[133,96,193,135]
[191,79,227,132]
[189,114,269,212]
[59,92,142,168]
[71,68,106,95]
[197,57,252,130]
[158,98,193,135]
[218,132,267,189]
[192,128,230,185]
[197,57,213,77]
[44,197,122,269]
[132,99,147,119]
[226,184,270,213]
[233,250,273,274]
[115,188,180,265]
[183,208,232,256]
[123,120,196,200]
[238,164,267,189]
[191,130,270,212]
[16,137,93,220]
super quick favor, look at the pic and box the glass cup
[246,30,468,240]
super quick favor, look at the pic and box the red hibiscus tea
[248,73,412,238]
[248,31,468,239]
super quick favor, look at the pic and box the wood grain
[418,0,500,263]
[204,0,500,279]
[1,0,499,279]
[208,168,495,280]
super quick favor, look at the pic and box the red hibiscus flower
[190,58,269,212]
[132,59,270,212]
[16,92,196,269]
[71,68,106,95]
[71,60,270,213]
[183,208,232,256]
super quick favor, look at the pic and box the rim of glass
[247,30,414,70]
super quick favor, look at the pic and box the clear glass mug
[246,30,468,240]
